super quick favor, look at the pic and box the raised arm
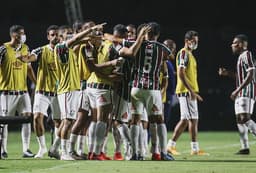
[119,25,151,57]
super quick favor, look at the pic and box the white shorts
[33,93,61,119]
[80,89,90,112]
[113,93,129,123]
[178,96,198,120]
[58,91,82,120]
[235,97,255,115]
[86,88,112,109]
[0,92,31,116]
[130,88,162,116]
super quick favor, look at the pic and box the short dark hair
[148,22,160,36]
[235,34,248,43]
[113,24,128,35]
[127,24,136,29]
[9,25,24,34]
[72,21,83,33]
[185,30,198,40]
[47,25,59,34]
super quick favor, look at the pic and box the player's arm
[17,47,43,63]
[27,64,37,84]
[103,33,123,44]
[0,45,7,65]
[119,26,151,57]
[218,67,236,79]
[160,62,168,98]
[66,23,106,48]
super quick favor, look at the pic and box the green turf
[1,131,256,173]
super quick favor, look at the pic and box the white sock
[245,119,256,136]
[118,123,131,143]
[69,133,78,153]
[101,135,108,154]
[237,124,249,149]
[149,123,159,154]
[191,142,199,152]
[138,123,144,156]
[88,121,96,153]
[143,128,148,156]
[37,135,47,150]
[61,139,68,154]
[54,127,59,139]
[51,136,61,152]
[167,139,176,148]
[94,121,107,155]
[157,123,167,154]
[21,123,31,152]
[113,127,121,153]
[130,125,140,155]
[1,125,8,153]
[77,135,86,155]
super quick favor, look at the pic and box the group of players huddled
[2,19,235,161]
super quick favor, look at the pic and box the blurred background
[0,0,255,131]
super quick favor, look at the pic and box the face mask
[188,42,198,50]
[20,34,26,43]
[66,34,73,40]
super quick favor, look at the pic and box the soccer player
[126,24,136,40]
[0,25,35,158]
[119,22,174,161]
[167,30,208,156]
[20,25,61,158]
[163,39,177,130]
[219,34,256,155]
[52,23,104,160]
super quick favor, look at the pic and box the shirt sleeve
[244,51,255,72]
[31,47,43,60]
[177,50,189,68]
[55,42,69,63]
[122,39,134,48]
[108,45,119,60]
[0,45,7,65]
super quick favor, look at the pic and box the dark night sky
[0,0,255,130]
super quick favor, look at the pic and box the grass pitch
[1,131,256,173]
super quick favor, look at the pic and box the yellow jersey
[175,48,199,94]
[32,45,58,92]
[54,42,80,94]
[78,44,91,81]
[87,40,117,86]
[0,42,29,91]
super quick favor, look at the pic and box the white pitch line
[181,141,256,154]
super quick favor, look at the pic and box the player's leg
[19,93,34,157]
[33,93,52,158]
[167,96,188,155]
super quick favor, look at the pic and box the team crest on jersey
[151,104,159,112]
[98,95,107,103]
[48,62,56,71]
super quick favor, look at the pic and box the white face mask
[66,34,73,40]
[20,34,26,43]
[188,42,198,50]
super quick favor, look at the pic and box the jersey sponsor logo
[12,60,23,69]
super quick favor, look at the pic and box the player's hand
[189,91,203,101]
[230,89,239,101]
[137,25,151,39]
[218,67,228,76]
[91,22,107,32]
